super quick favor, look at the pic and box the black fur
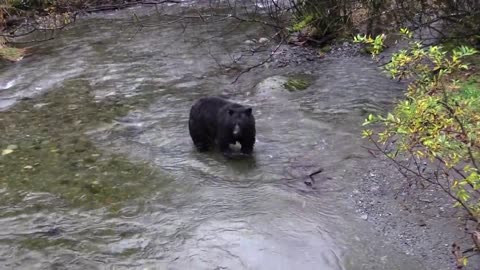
[188,96,256,157]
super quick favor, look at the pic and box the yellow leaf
[1,149,14,156]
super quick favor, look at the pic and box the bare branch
[231,32,283,84]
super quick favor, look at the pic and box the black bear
[188,96,256,157]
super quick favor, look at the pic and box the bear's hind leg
[194,141,210,152]
[189,120,211,152]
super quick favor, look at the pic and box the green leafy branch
[356,27,479,267]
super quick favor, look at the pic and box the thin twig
[231,38,283,84]
[367,135,477,220]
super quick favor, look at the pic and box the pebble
[419,198,433,203]
[33,103,50,108]
[258,37,269,44]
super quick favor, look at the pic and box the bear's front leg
[240,145,253,155]
[219,142,234,159]
[240,139,254,155]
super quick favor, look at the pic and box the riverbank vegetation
[357,30,479,269]
[1,0,76,61]
[289,0,479,46]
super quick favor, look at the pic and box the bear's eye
[228,109,234,116]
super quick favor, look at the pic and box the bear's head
[228,107,253,139]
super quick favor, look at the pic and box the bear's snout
[233,124,241,136]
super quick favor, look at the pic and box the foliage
[291,13,313,32]
[0,0,21,28]
[284,78,309,91]
[289,0,479,47]
[357,28,479,266]
[353,33,386,55]
[0,43,26,61]
[0,0,81,61]
[289,0,353,42]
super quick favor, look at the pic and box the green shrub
[290,0,350,39]
[357,28,479,265]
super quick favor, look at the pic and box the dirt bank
[351,156,477,270]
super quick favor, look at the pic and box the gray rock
[258,37,269,44]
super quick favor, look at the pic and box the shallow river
[0,3,425,270]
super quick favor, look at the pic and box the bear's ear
[228,109,235,116]
[244,107,252,116]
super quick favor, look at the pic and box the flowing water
[0,4,425,270]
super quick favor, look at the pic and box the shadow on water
[0,3,425,270]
